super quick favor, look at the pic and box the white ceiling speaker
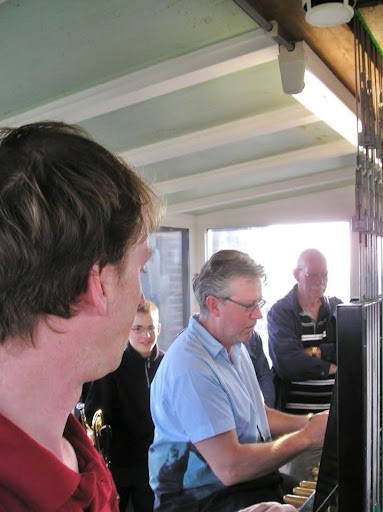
[278,42,306,94]
[302,1,355,27]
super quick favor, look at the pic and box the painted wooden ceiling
[0,0,368,221]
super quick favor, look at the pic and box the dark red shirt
[0,412,118,511]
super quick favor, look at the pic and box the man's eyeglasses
[131,326,156,334]
[222,297,266,313]
[303,271,328,280]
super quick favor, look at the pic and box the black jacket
[267,285,341,411]
[243,332,275,408]
[268,284,341,381]
[85,343,164,483]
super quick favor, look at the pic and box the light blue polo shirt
[149,314,271,507]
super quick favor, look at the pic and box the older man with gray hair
[268,248,341,482]
[149,249,327,512]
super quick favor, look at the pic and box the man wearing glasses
[85,301,164,512]
[149,250,327,512]
[268,248,341,481]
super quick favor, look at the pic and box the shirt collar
[189,314,241,361]
[0,412,109,510]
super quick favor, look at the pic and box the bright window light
[207,221,351,360]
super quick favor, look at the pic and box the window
[141,227,190,351]
[207,222,350,359]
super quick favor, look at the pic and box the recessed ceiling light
[303,1,355,27]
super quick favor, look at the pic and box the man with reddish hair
[0,121,162,511]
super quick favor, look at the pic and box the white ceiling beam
[122,104,317,166]
[153,140,354,195]
[164,165,355,215]
[2,29,278,127]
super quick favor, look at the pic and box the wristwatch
[311,347,319,357]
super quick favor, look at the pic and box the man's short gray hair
[193,250,265,314]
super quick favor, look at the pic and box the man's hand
[328,363,337,375]
[304,410,329,449]
[238,503,297,512]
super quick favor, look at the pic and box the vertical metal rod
[352,13,383,509]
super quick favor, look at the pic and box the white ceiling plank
[153,140,354,195]
[122,104,318,166]
[197,185,355,229]
[2,29,278,127]
[164,165,355,215]
[304,43,356,113]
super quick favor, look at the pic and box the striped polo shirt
[284,311,335,414]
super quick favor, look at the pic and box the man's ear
[83,264,108,315]
[157,323,162,335]
[293,268,300,282]
[205,295,221,316]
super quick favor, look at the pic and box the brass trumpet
[76,402,112,467]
